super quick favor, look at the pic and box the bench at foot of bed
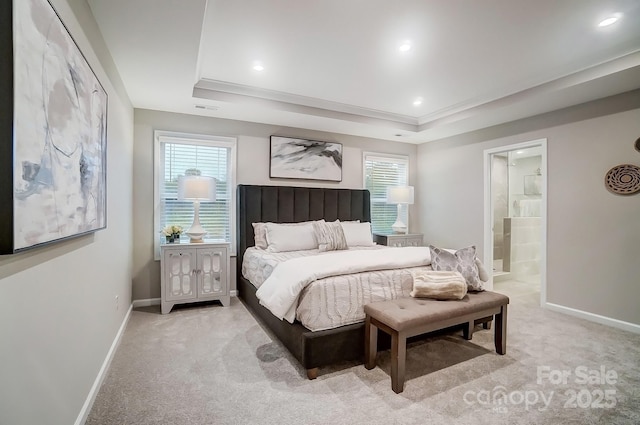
[364,291,509,393]
[301,317,492,380]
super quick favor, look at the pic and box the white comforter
[256,246,432,323]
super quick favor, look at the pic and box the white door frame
[483,138,548,305]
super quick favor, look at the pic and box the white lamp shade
[386,186,414,204]
[178,176,216,201]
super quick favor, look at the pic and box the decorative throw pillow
[443,248,489,283]
[340,221,375,247]
[429,245,484,291]
[252,222,268,249]
[475,257,489,282]
[313,221,348,252]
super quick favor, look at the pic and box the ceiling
[87,0,640,144]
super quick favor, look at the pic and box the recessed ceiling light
[516,150,524,154]
[399,41,411,52]
[598,14,621,27]
[252,62,264,71]
[413,97,423,106]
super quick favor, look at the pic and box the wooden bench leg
[494,305,507,355]
[391,331,407,394]
[365,315,378,370]
[483,320,492,330]
[463,320,474,340]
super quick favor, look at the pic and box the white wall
[418,91,640,326]
[133,109,418,301]
[0,1,134,424]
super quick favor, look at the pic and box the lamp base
[186,200,207,243]
[187,233,206,243]
[391,203,408,234]
[391,220,407,234]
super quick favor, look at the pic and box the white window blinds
[363,153,409,234]
[154,132,237,258]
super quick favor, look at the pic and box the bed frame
[236,184,375,379]
[236,184,491,379]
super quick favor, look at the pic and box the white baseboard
[545,302,640,334]
[132,298,160,308]
[75,304,133,425]
[230,289,238,297]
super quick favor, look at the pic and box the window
[363,152,409,234]
[154,131,237,259]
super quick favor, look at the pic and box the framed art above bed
[269,136,342,182]
[0,0,108,255]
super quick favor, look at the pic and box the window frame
[153,130,237,260]
[362,151,410,234]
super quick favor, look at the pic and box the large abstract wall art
[270,136,342,182]
[0,0,107,254]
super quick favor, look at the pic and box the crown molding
[193,78,419,131]
[417,50,640,131]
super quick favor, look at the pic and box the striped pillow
[313,221,348,252]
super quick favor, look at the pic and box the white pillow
[253,220,323,250]
[265,222,319,252]
[340,222,374,247]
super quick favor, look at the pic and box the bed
[237,184,380,379]
[236,184,488,379]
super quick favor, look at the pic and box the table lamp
[178,176,216,242]
[386,186,414,234]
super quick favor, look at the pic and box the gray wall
[133,109,418,301]
[418,90,640,325]
[0,1,134,424]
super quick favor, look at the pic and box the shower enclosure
[491,147,542,281]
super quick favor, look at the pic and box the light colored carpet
[87,281,640,425]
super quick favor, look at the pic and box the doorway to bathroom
[483,139,547,305]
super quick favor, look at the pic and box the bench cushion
[364,291,509,332]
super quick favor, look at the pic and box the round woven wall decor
[605,164,640,195]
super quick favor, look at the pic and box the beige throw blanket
[410,270,468,300]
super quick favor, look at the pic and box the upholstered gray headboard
[236,184,371,273]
